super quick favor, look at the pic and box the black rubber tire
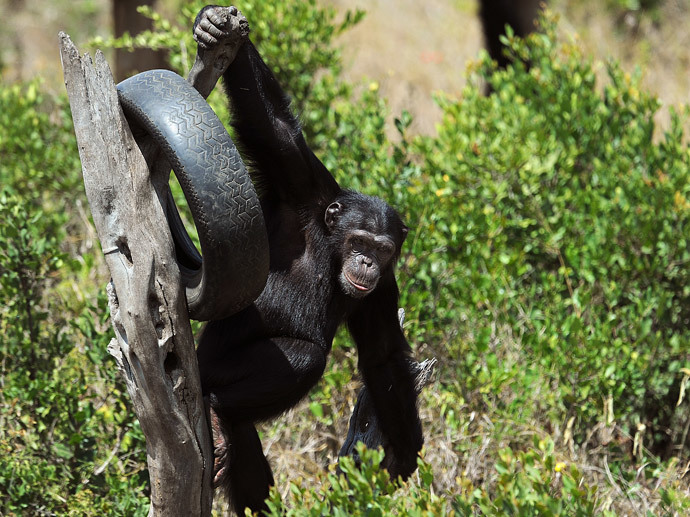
[117,69,269,321]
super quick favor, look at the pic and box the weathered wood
[58,32,213,516]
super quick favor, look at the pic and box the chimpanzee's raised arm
[191,5,340,208]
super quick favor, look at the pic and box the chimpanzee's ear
[325,202,342,230]
[401,224,409,242]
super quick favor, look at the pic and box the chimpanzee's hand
[188,5,250,98]
[193,5,249,51]
[381,443,420,481]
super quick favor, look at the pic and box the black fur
[479,0,544,69]
[194,10,422,515]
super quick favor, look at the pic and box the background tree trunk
[58,32,213,517]
[113,0,168,81]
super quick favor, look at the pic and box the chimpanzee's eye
[377,243,393,257]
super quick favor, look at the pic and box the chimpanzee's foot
[209,407,228,486]
[188,5,250,99]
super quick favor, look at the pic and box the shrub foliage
[1,2,688,515]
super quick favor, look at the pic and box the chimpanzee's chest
[252,242,348,348]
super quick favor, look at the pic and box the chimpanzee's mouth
[344,271,373,292]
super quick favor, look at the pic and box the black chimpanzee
[190,5,423,515]
[478,0,545,69]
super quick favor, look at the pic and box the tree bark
[58,32,213,516]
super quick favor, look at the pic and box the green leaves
[407,11,690,460]
[0,77,147,517]
[2,1,690,514]
[454,439,604,517]
[0,82,81,199]
[264,445,448,516]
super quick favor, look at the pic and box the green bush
[96,0,363,147]
[264,441,607,516]
[0,82,81,220]
[454,437,604,516]
[2,1,689,514]
[0,84,148,515]
[264,445,449,516]
[407,18,690,454]
[302,10,690,511]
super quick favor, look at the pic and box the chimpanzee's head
[324,191,408,299]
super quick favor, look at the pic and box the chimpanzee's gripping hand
[188,5,250,99]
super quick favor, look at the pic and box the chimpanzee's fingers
[193,25,217,49]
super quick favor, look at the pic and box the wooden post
[58,32,213,516]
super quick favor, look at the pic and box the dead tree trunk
[58,32,213,516]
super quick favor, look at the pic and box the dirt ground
[2,0,689,135]
[324,0,690,134]
[323,0,483,135]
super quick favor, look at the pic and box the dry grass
[255,319,689,514]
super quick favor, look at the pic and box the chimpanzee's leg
[197,334,327,514]
[198,336,328,422]
[214,418,274,515]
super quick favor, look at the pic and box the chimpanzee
[189,5,423,515]
[478,0,545,69]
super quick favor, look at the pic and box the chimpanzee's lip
[345,272,373,291]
